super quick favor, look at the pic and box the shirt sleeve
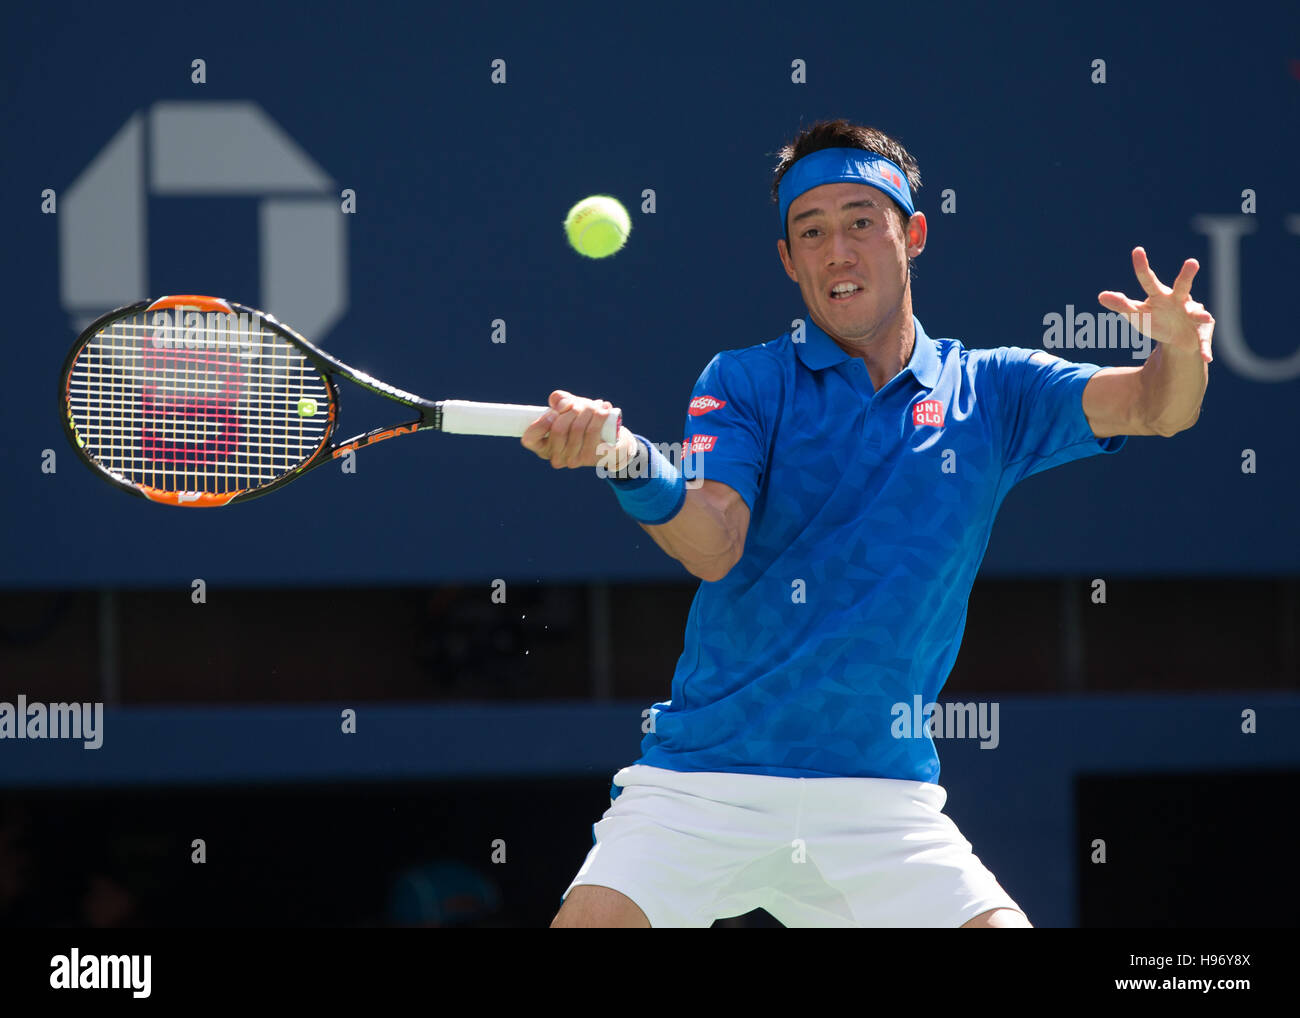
[679,351,772,510]
[988,347,1126,488]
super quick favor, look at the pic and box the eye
[801,227,821,239]
[852,217,871,229]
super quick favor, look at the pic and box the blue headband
[778,148,914,234]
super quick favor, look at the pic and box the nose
[826,226,856,265]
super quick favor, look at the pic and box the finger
[549,389,574,411]
[1171,258,1199,299]
[564,406,596,467]
[1098,290,1143,315]
[1131,247,1167,297]
[1098,291,1150,336]
[547,406,577,468]
[548,396,578,464]
[520,409,556,456]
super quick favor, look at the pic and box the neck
[827,296,915,392]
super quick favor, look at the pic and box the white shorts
[563,764,1024,928]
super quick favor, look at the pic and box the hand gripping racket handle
[440,400,621,443]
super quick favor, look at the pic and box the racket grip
[440,400,621,443]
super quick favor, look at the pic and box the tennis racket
[60,295,620,507]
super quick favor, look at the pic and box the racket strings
[66,311,331,494]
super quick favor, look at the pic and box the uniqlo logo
[687,434,717,453]
[877,165,902,189]
[913,400,944,427]
[689,395,727,416]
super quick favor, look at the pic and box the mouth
[828,282,862,303]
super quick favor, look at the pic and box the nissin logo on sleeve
[689,396,727,416]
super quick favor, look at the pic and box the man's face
[777,181,925,348]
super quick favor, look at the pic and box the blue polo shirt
[634,315,1125,782]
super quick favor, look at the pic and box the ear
[904,211,927,259]
[777,237,798,283]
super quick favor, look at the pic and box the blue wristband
[605,436,686,525]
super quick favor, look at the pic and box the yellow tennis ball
[564,195,631,258]
[297,397,318,417]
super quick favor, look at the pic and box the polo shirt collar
[795,314,942,390]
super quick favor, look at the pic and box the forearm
[1138,342,1207,436]
[638,488,744,582]
[603,434,745,582]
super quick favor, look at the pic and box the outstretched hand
[1098,247,1215,362]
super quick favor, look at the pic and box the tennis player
[522,119,1214,928]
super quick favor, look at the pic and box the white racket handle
[440,400,621,443]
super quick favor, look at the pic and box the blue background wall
[1,695,1294,928]
[2,0,1297,585]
